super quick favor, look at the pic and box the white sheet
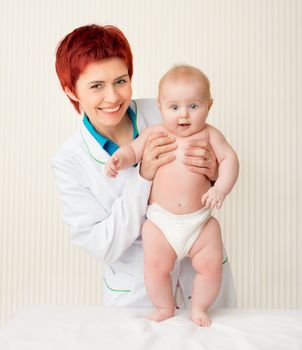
[0,306,301,350]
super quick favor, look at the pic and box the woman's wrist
[139,162,153,182]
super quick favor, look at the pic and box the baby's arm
[202,125,239,209]
[105,128,153,177]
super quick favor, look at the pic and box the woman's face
[67,57,132,134]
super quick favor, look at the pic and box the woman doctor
[52,24,236,308]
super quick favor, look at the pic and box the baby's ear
[64,87,79,102]
[208,98,214,110]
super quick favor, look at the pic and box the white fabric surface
[0,306,301,350]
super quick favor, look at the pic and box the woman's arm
[52,148,152,264]
[52,130,177,264]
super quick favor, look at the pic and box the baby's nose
[179,108,189,118]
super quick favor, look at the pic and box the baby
[105,65,239,326]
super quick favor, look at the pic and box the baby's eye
[170,105,178,110]
[190,104,199,109]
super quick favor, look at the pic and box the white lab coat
[52,98,237,308]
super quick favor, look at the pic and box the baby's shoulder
[188,124,224,144]
[141,124,167,134]
[205,123,225,138]
[150,124,166,132]
[204,124,228,146]
[139,124,165,139]
[189,124,212,141]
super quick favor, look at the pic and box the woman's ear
[64,87,78,102]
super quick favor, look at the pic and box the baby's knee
[144,255,175,277]
[206,257,223,279]
[192,252,223,277]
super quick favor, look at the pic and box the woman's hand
[140,132,176,181]
[183,140,218,182]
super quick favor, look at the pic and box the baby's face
[158,78,212,137]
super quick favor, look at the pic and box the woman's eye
[115,79,126,85]
[91,84,103,89]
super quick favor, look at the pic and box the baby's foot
[190,308,212,327]
[146,308,175,322]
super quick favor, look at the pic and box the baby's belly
[149,162,211,215]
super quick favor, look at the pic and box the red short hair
[55,24,133,113]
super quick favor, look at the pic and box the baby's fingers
[203,194,217,209]
[201,192,209,206]
[107,168,117,177]
[105,162,118,177]
[216,195,225,209]
[109,166,118,177]
[210,199,218,209]
[215,200,223,209]
[112,154,119,163]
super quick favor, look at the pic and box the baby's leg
[142,219,177,321]
[188,217,223,327]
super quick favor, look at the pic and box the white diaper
[146,203,211,261]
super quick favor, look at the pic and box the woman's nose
[104,86,119,103]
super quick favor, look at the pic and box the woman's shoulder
[131,98,162,126]
[132,98,157,109]
[51,131,83,167]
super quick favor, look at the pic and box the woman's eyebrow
[114,73,129,81]
[88,74,129,85]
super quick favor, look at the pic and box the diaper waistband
[147,202,211,222]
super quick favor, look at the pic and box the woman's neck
[95,112,133,146]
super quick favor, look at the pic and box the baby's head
[158,65,212,103]
[158,65,213,136]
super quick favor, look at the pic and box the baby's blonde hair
[158,64,212,100]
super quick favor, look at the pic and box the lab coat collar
[131,100,149,133]
[80,122,109,165]
[80,100,148,164]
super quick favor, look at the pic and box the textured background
[1,0,301,326]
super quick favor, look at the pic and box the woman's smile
[99,104,122,113]
[69,57,132,134]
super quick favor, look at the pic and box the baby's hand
[201,186,226,209]
[105,154,120,177]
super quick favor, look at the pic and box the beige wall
[1,0,301,326]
